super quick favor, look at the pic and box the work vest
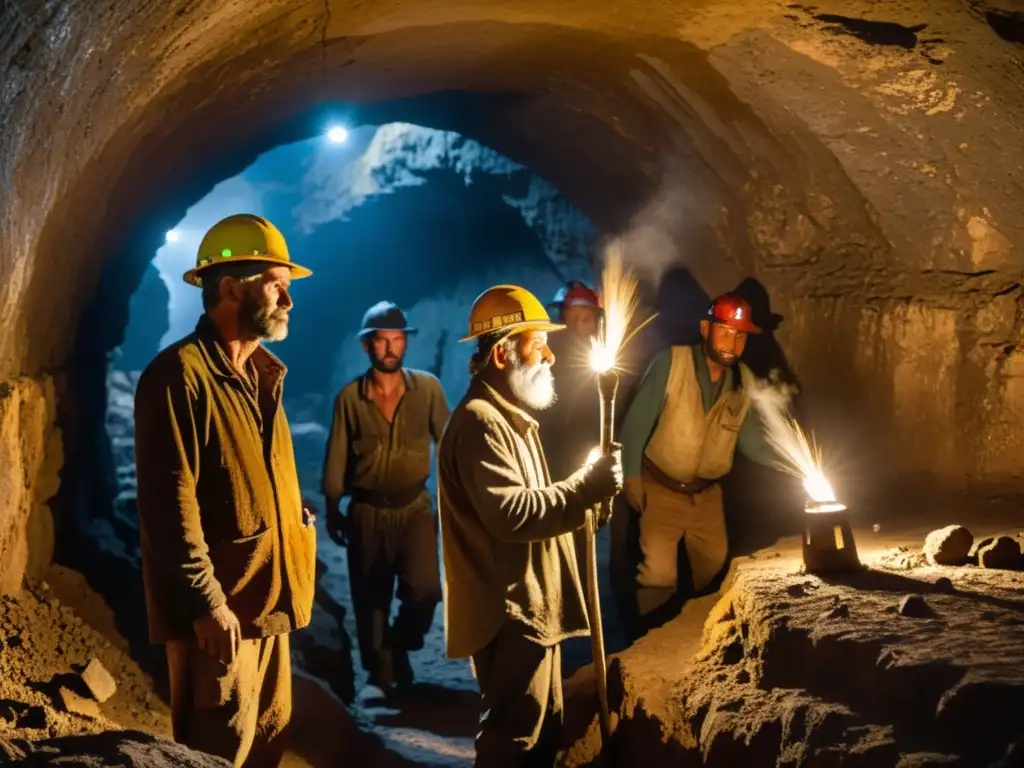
[643,346,753,483]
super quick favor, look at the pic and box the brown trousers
[635,474,728,615]
[166,633,291,768]
[471,621,564,768]
[347,498,441,687]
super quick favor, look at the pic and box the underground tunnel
[1,1,1024,766]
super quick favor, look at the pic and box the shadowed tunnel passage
[1,1,1023,765]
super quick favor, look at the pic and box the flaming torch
[748,384,861,573]
[585,247,656,739]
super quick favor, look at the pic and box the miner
[620,293,779,623]
[536,280,603,483]
[134,213,318,767]
[437,284,623,767]
[322,301,450,697]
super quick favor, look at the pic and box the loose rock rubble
[0,567,169,742]
[923,525,973,566]
[922,526,1023,572]
[978,536,1024,571]
[560,545,1024,767]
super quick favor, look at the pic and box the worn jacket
[621,345,777,482]
[134,316,317,644]
[438,377,608,659]
[321,368,450,501]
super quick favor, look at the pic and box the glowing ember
[748,376,838,506]
[803,467,837,504]
[589,245,657,374]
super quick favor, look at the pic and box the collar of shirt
[193,314,287,390]
[359,368,418,401]
[691,343,733,411]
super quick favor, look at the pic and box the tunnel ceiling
[2,0,1024,486]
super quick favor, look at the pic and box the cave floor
[560,499,1024,766]
[2,496,1021,766]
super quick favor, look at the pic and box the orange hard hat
[707,294,761,334]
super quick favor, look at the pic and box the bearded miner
[134,214,317,767]
[620,294,779,621]
[322,301,450,696]
[437,284,622,767]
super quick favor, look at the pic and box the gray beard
[506,346,556,410]
[241,294,289,342]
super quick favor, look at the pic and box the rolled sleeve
[737,405,781,469]
[429,379,452,444]
[321,393,350,502]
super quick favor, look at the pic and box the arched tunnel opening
[2,2,1024,766]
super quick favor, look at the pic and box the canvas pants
[347,496,442,687]
[471,621,564,768]
[167,633,291,768]
[635,473,728,616]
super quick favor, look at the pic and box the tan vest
[644,346,753,483]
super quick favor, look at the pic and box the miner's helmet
[183,214,313,287]
[707,294,762,334]
[359,301,417,338]
[546,281,603,321]
[460,285,565,343]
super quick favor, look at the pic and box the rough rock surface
[978,536,1024,571]
[0,566,171,741]
[560,543,1024,766]
[0,3,1023,535]
[0,563,443,766]
[922,525,973,566]
[14,730,231,767]
[0,377,61,595]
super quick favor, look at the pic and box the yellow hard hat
[183,213,313,287]
[460,284,566,343]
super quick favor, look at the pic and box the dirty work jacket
[321,369,450,500]
[134,316,317,644]
[438,378,607,660]
[621,345,777,483]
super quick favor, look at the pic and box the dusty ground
[297,509,479,767]
[560,500,1024,766]
[0,561,462,766]
[2,496,1022,766]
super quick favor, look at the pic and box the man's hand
[301,498,318,527]
[585,444,624,501]
[326,504,348,547]
[193,603,242,664]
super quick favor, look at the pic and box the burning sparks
[748,377,838,505]
[589,245,657,374]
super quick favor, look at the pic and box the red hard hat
[547,281,602,313]
[707,294,761,334]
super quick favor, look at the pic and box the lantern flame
[589,245,657,374]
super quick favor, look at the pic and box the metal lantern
[803,501,862,572]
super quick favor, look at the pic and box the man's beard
[703,338,737,368]
[371,351,403,373]
[240,292,289,342]
[506,346,556,411]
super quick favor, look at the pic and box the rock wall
[1,0,1023,593]
[0,377,62,594]
[776,289,1024,491]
